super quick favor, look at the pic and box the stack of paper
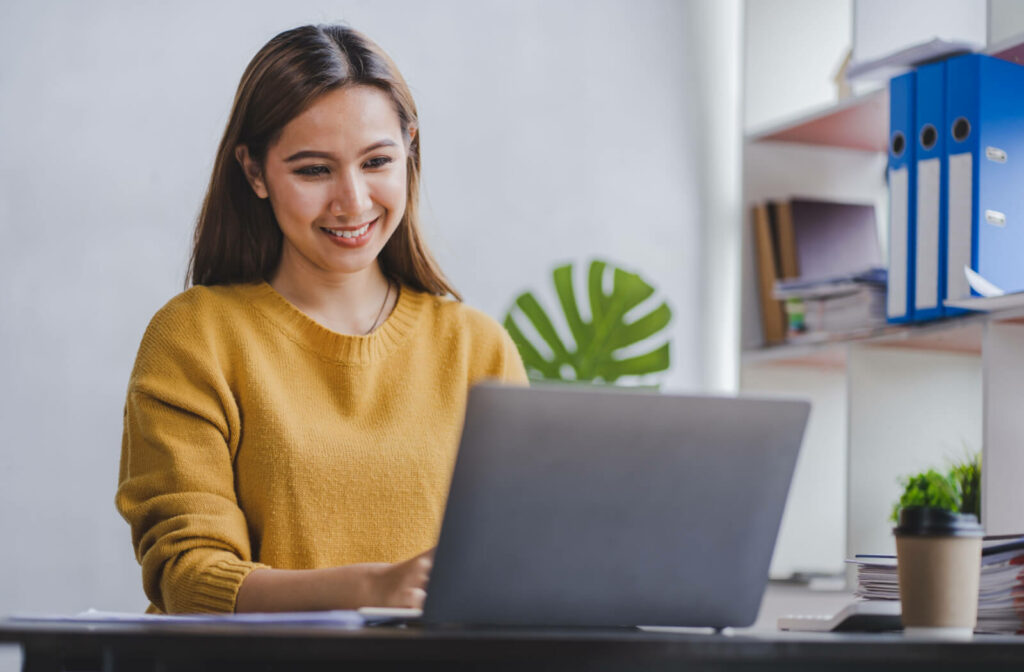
[10,606,425,628]
[11,609,367,627]
[847,554,898,601]
[775,270,888,340]
[976,539,1024,634]
[847,537,1024,634]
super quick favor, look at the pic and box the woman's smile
[319,216,379,248]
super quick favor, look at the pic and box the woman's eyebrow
[360,139,397,153]
[284,150,335,162]
[284,140,397,163]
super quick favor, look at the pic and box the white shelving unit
[740,25,1024,578]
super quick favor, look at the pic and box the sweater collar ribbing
[237,281,426,365]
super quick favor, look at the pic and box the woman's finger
[408,587,427,609]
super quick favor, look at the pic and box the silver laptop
[419,383,810,629]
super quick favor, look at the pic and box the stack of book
[848,537,1024,634]
[751,198,885,346]
[774,268,888,344]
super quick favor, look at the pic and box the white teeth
[323,221,371,239]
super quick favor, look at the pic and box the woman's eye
[295,165,330,177]
[364,156,393,169]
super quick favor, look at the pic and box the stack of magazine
[848,536,1024,634]
[775,268,888,343]
[978,538,1024,633]
[849,554,899,601]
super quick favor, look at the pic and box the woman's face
[240,85,411,280]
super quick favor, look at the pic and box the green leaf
[515,293,573,363]
[503,314,559,379]
[889,452,983,523]
[610,303,672,350]
[890,469,962,522]
[951,452,982,518]
[503,260,672,385]
[553,265,589,351]
[604,343,671,381]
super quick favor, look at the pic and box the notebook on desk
[404,383,810,629]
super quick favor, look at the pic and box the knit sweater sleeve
[116,292,267,613]
[454,301,530,386]
[500,327,530,385]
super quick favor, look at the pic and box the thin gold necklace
[365,280,392,335]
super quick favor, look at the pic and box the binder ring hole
[920,124,937,150]
[891,132,906,157]
[952,117,971,142]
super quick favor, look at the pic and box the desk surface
[4,618,1024,672]
[3,585,1023,672]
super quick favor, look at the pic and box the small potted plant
[891,455,983,635]
[890,454,981,523]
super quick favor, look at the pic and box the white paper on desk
[11,609,365,627]
[846,555,897,568]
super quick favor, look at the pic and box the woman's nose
[329,169,372,217]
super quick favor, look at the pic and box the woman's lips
[320,217,378,248]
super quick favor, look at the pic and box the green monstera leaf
[503,260,672,385]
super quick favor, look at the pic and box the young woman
[116,24,527,614]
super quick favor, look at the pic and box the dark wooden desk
[3,619,1024,672]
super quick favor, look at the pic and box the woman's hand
[235,548,435,613]
[365,548,435,609]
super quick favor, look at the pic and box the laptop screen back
[424,384,810,628]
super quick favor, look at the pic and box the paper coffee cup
[894,507,983,634]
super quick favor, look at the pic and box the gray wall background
[0,6,740,665]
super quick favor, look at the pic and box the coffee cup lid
[893,507,983,537]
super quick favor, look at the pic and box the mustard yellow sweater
[116,282,528,614]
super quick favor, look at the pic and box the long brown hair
[186,24,460,299]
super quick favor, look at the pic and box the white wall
[743,0,852,133]
[847,347,982,557]
[852,0,987,66]
[0,3,737,664]
[741,363,849,577]
[989,0,1024,44]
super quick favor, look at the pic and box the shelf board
[742,326,892,369]
[987,304,1024,326]
[746,89,888,153]
[742,340,850,369]
[866,317,983,355]
[746,33,1024,152]
[743,314,988,368]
